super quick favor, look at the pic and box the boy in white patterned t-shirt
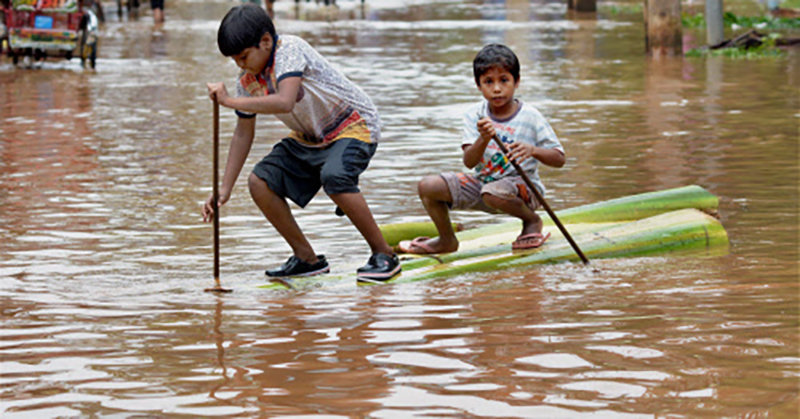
[203,4,400,281]
[399,44,566,255]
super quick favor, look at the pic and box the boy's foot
[266,255,330,278]
[398,237,457,255]
[511,232,551,250]
[356,253,401,281]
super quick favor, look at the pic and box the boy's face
[231,33,274,75]
[477,66,519,116]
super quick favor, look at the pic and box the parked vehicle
[0,0,99,68]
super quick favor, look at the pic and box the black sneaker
[266,255,330,278]
[357,253,401,282]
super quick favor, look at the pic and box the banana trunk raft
[260,185,728,290]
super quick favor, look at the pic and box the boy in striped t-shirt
[203,4,400,281]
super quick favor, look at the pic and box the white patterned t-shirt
[235,35,380,146]
[462,100,564,196]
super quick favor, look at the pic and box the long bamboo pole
[261,208,727,290]
[261,186,726,290]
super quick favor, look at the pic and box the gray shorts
[440,172,541,214]
[252,138,376,208]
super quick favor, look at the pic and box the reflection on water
[0,0,797,417]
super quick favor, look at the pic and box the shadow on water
[0,0,798,417]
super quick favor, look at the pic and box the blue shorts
[252,138,377,208]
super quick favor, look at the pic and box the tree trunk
[643,0,683,56]
[568,0,596,12]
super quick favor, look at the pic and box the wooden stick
[206,99,232,293]
[491,135,591,266]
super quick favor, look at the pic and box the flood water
[1,0,798,417]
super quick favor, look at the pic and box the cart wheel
[6,42,17,65]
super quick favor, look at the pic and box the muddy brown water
[1,0,798,417]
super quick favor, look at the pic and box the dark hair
[473,44,520,86]
[217,4,276,57]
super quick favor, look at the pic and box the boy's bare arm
[222,117,257,194]
[463,117,495,168]
[202,117,256,222]
[462,139,489,169]
[208,77,302,115]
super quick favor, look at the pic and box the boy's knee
[481,192,504,209]
[418,175,443,196]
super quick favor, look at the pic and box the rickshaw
[0,0,99,68]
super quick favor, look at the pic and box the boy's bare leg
[482,193,543,237]
[153,7,164,24]
[416,175,459,253]
[329,192,393,256]
[266,0,274,17]
[248,174,318,264]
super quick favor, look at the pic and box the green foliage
[682,12,800,30]
[686,33,787,59]
[724,11,800,29]
[784,0,800,9]
[686,47,786,58]
[683,10,795,59]
[682,13,707,28]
